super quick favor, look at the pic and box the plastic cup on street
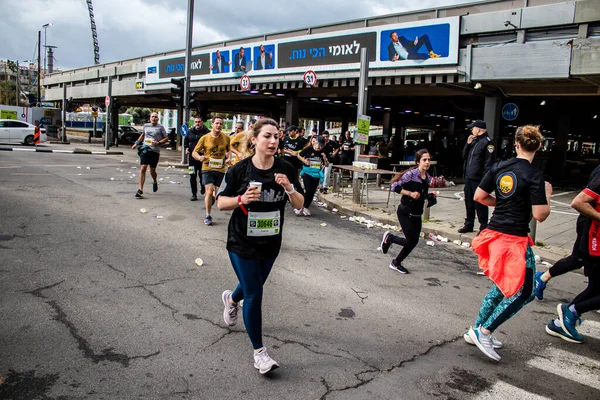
[426,240,435,246]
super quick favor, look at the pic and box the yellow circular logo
[497,172,516,198]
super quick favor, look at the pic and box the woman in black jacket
[379,149,437,274]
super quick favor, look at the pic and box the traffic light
[188,91,198,112]
[171,78,185,108]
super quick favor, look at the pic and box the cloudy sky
[1,0,476,70]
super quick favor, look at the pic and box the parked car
[0,119,47,145]
[118,125,140,144]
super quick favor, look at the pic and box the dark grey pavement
[0,151,599,399]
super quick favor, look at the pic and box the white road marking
[551,191,576,198]
[550,199,573,208]
[12,148,36,152]
[473,380,551,399]
[549,209,579,216]
[526,347,600,390]
[578,319,600,341]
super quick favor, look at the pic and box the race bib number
[310,161,321,169]
[209,158,224,169]
[343,145,349,151]
[188,166,195,174]
[247,210,280,237]
[144,138,153,145]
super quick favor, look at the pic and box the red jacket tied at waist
[471,229,534,297]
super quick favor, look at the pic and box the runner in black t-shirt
[321,131,338,193]
[535,164,600,300]
[216,118,304,375]
[543,167,600,343]
[339,130,355,165]
[379,149,437,274]
[465,125,551,362]
[296,135,329,216]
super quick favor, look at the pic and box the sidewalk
[318,182,580,264]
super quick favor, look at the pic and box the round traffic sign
[240,75,251,91]
[502,103,519,121]
[105,96,110,107]
[303,70,317,87]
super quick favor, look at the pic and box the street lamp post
[42,23,53,74]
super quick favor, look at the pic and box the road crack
[25,281,160,367]
[319,336,461,399]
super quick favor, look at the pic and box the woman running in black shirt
[217,118,304,374]
[379,149,437,274]
[465,125,551,362]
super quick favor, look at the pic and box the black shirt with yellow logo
[479,158,547,237]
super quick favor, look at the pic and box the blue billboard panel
[210,50,231,74]
[380,24,450,62]
[145,16,459,84]
[253,44,275,71]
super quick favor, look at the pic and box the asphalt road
[1,151,599,400]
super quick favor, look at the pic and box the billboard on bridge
[144,16,459,85]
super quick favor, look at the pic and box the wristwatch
[285,185,296,195]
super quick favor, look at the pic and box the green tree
[0,81,18,105]
[125,107,153,124]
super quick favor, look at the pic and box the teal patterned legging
[475,246,537,332]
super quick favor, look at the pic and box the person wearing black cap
[296,135,328,216]
[459,119,495,233]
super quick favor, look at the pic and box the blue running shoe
[557,304,584,342]
[535,271,547,300]
[545,320,583,343]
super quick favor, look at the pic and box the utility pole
[16,61,20,106]
[105,76,112,150]
[37,30,41,105]
[61,84,67,142]
[182,0,194,164]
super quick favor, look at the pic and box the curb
[0,147,123,155]
[317,193,568,265]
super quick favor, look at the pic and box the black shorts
[202,171,224,187]
[140,151,160,168]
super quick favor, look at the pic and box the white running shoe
[302,208,311,216]
[468,326,501,361]
[221,290,239,326]
[463,330,503,349]
[294,208,303,216]
[253,348,279,374]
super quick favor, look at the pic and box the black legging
[189,159,203,195]
[388,210,422,264]
[572,261,600,315]
[464,178,488,229]
[302,174,319,209]
[549,230,584,277]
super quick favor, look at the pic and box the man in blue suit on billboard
[210,50,231,73]
[233,47,247,72]
[388,31,440,61]
[255,45,273,70]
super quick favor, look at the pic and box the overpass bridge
[43,0,600,180]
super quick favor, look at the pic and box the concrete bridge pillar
[285,92,299,127]
[484,96,502,147]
